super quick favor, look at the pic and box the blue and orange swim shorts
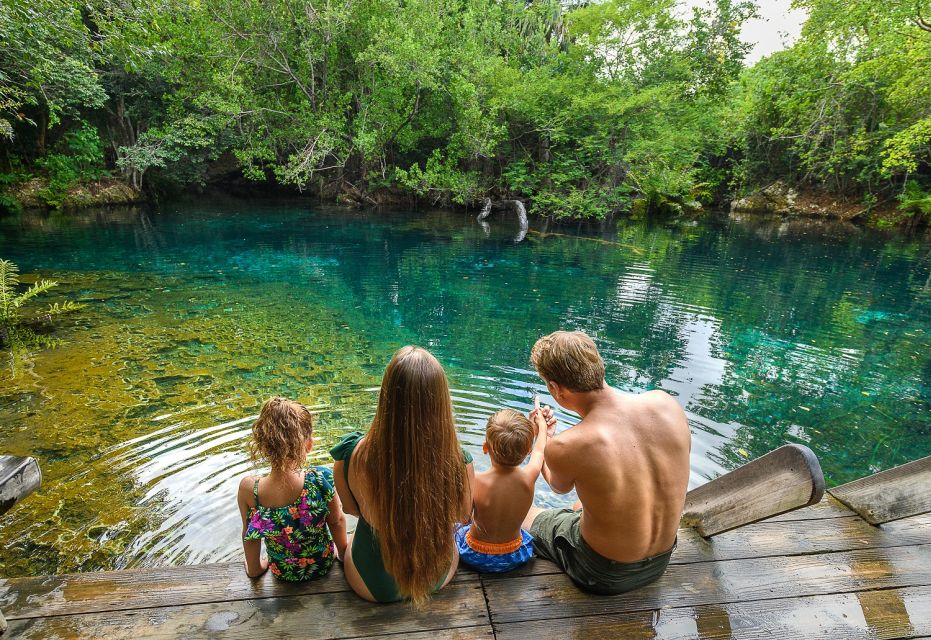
[455,523,534,573]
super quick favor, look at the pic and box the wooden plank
[681,444,825,537]
[494,513,931,579]
[9,511,928,622]
[666,513,931,565]
[5,581,489,640]
[830,455,931,525]
[345,629,494,640]
[342,628,494,640]
[0,560,478,620]
[483,543,931,624]
[0,456,41,516]
[493,585,931,640]
[767,494,854,522]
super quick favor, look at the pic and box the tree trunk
[36,110,47,156]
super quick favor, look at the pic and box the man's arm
[541,438,575,494]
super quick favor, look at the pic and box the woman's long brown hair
[358,346,467,605]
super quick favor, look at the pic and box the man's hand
[540,405,557,437]
[529,395,544,437]
[529,403,557,438]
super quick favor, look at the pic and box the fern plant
[0,258,85,349]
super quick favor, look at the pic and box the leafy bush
[35,124,106,207]
[897,181,931,223]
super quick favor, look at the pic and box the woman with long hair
[330,346,474,604]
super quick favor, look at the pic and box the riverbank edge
[3,176,145,211]
[729,181,914,228]
[1,175,918,230]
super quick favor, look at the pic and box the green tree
[734,0,931,222]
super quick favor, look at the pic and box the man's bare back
[538,388,690,562]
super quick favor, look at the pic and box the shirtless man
[523,330,691,594]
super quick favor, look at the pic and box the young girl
[237,396,348,581]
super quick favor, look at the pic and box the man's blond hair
[530,330,605,392]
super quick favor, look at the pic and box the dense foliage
[735,0,931,225]
[1,0,929,221]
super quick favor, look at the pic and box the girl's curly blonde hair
[249,397,314,472]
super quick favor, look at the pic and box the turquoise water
[0,201,928,577]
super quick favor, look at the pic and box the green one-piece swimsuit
[330,431,473,602]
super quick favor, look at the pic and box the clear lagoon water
[0,200,928,577]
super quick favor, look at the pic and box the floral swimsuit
[244,466,336,581]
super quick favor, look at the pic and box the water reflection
[0,202,928,576]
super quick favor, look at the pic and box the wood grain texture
[10,510,928,622]
[0,455,41,516]
[5,581,490,640]
[490,513,931,580]
[766,495,853,522]
[681,444,825,537]
[0,560,478,620]
[830,455,931,524]
[493,586,931,640]
[484,543,931,624]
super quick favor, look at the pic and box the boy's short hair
[531,330,605,392]
[486,409,534,467]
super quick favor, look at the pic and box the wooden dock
[2,495,930,639]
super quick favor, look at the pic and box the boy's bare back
[470,465,537,543]
[470,405,548,544]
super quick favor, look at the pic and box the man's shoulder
[638,388,678,406]
[543,431,579,458]
[547,422,604,457]
[635,390,690,442]
[634,389,684,417]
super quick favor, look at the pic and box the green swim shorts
[529,507,675,595]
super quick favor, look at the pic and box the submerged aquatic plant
[0,258,84,350]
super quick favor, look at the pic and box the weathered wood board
[681,444,825,536]
[483,544,931,624]
[491,512,931,579]
[493,586,931,640]
[14,499,925,621]
[829,455,931,525]
[5,581,490,640]
[0,456,41,516]
[766,494,852,522]
[5,470,931,640]
[0,558,477,620]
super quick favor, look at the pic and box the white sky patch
[680,0,808,64]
